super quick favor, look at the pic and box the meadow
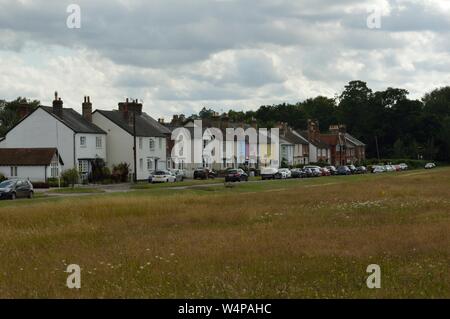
[0,168,449,298]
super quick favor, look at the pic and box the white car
[372,165,385,173]
[385,165,395,172]
[399,163,408,170]
[151,170,177,183]
[425,163,436,169]
[278,168,291,178]
[261,167,280,180]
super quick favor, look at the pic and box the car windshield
[0,180,15,188]
[154,171,168,175]
[228,170,238,174]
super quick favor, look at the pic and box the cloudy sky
[0,0,449,119]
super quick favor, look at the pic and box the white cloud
[0,0,450,120]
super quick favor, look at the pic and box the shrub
[32,182,49,189]
[112,163,130,183]
[0,173,6,182]
[47,178,68,188]
[61,168,79,188]
[90,159,111,183]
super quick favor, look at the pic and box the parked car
[372,165,386,174]
[225,169,249,182]
[151,170,177,183]
[399,163,409,171]
[169,169,186,181]
[385,165,396,172]
[337,166,352,175]
[425,163,436,169]
[169,169,185,181]
[0,179,34,200]
[347,165,357,174]
[278,168,292,178]
[309,167,322,177]
[261,167,280,180]
[355,166,368,174]
[290,168,306,178]
[320,167,331,176]
[325,166,337,175]
[193,168,217,180]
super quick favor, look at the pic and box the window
[80,136,86,147]
[96,136,102,148]
[147,158,153,170]
[78,160,89,173]
[10,166,18,177]
[139,137,143,150]
[149,139,155,151]
[159,138,162,149]
[139,158,143,171]
[50,162,59,178]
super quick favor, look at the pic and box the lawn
[47,187,105,194]
[0,168,449,298]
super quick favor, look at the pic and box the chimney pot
[53,92,63,116]
[82,96,93,123]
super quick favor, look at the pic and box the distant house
[0,148,64,182]
[320,125,366,165]
[0,93,107,180]
[277,123,310,166]
[92,99,171,181]
[296,120,331,164]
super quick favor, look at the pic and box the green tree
[0,97,39,136]
[61,168,79,188]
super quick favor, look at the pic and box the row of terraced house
[0,93,365,183]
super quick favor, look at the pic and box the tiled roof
[40,106,106,134]
[95,110,171,137]
[0,148,63,166]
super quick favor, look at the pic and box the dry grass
[0,168,449,298]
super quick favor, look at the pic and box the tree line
[191,81,450,162]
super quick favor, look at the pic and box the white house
[0,148,64,182]
[0,93,107,179]
[92,100,171,181]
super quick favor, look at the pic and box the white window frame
[96,136,102,149]
[149,139,155,151]
[80,136,87,148]
[10,166,18,177]
[147,158,153,170]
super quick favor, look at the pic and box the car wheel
[28,191,33,199]
[11,192,16,200]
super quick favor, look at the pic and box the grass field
[0,168,449,298]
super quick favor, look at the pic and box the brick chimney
[158,118,165,124]
[307,119,320,141]
[118,98,143,126]
[82,96,92,123]
[53,91,63,116]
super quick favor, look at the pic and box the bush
[32,182,49,189]
[0,173,6,182]
[61,168,79,188]
[47,178,68,188]
[112,163,130,183]
[90,159,111,183]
